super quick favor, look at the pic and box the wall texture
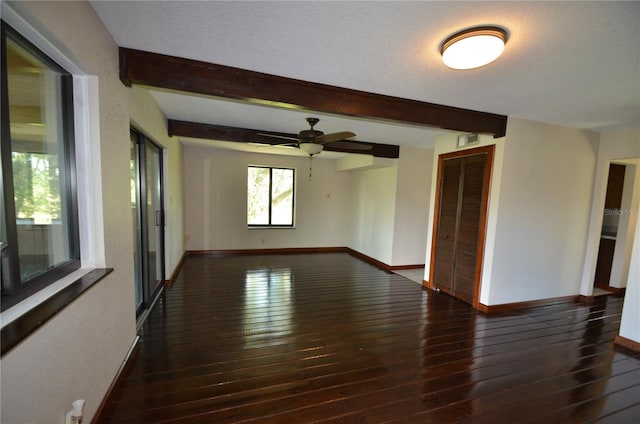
[487,118,599,304]
[182,145,353,250]
[128,86,184,278]
[1,2,135,422]
[619,214,640,343]
[391,146,433,266]
[609,161,639,288]
[580,127,640,294]
[0,2,184,422]
[425,118,604,306]
[182,143,435,268]
[580,127,640,344]
[349,163,398,264]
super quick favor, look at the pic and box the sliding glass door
[130,128,164,316]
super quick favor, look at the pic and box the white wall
[183,144,435,268]
[391,146,433,266]
[349,163,398,264]
[182,146,352,250]
[619,215,640,344]
[579,127,640,344]
[0,2,183,422]
[610,161,639,288]
[424,119,600,306]
[580,127,640,295]
[485,118,599,304]
[165,135,185,276]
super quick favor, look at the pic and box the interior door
[431,146,493,306]
[453,155,487,303]
[433,158,462,293]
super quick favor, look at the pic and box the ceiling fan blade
[316,131,356,144]
[249,142,297,148]
[257,132,300,142]
[327,140,373,151]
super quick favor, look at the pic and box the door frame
[130,127,165,318]
[428,144,494,309]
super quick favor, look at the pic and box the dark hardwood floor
[99,253,640,423]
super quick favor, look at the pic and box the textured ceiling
[91,1,640,154]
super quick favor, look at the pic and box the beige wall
[486,118,599,304]
[424,118,601,306]
[580,127,640,294]
[0,2,184,422]
[609,160,639,288]
[349,163,398,264]
[182,145,353,250]
[182,144,434,267]
[11,2,635,422]
[619,213,640,343]
[392,146,433,266]
[128,86,184,277]
[343,146,433,267]
[580,127,640,344]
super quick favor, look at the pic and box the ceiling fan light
[441,26,507,70]
[299,142,324,156]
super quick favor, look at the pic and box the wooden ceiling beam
[120,48,508,138]
[168,120,400,158]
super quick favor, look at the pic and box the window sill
[0,267,112,357]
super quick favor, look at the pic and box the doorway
[429,145,494,307]
[130,128,165,318]
[593,161,638,295]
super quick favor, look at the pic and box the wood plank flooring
[99,253,640,423]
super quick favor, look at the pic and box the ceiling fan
[259,117,371,157]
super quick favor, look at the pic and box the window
[1,21,80,310]
[247,166,295,227]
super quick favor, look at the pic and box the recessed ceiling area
[91,1,640,156]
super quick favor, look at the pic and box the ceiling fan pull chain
[309,156,313,179]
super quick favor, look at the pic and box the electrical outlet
[65,400,85,424]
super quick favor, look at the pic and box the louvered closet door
[433,153,488,305]
[433,158,462,293]
[453,155,486,303]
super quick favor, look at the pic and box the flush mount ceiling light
[440,26,507,70]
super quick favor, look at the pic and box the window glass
[271,168,294,226]
[247,166,294,227]
[7,35,73,281]
[1,22,79,307]
[247,167,271,226]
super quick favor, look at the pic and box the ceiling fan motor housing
[298,129,324,142]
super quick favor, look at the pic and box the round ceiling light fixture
[440,26,507,70]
